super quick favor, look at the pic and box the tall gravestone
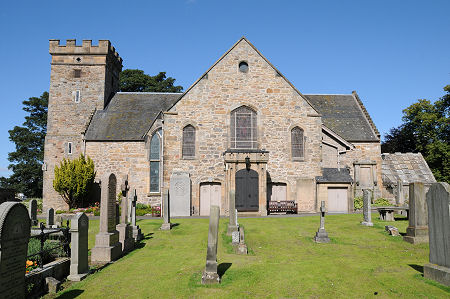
[169,172,191,216]
[403,182,428,244]
[0,202,31,298]
[91,173,122,263]
[67,212,89,281]
[314,201,330,243]
[116,176,134,253]
[160,190,171,230]
[130,189,143,241]
[201,205,220,284]
[46,208,54,227]
[424,182,450,286]
[29,199,38,226]
[361,189,373,226]
[227,190,238,235]
[396,180,404,206]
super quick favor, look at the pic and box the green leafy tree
[119,69,183,93]
[382,85,449,182]
[0,92,48,197]
[53,154,96,208]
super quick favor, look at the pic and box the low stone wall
[25,258,70,297]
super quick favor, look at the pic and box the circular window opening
[239,61,249,73]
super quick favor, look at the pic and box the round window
[239,61,249,73]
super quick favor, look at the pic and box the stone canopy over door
[235,169,259,211]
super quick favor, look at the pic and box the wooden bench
[268,201,298,214]
[375,206,409,221]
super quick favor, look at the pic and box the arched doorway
[235,169,259,211]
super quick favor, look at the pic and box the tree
[119,69,183,93]
[53,154,96,209]
[0,92,48,197]
[382,85,450,183]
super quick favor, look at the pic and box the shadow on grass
[394,217,408,221]
[56,289,84,299]
[409,264,424,274]
[217,262,232,278]
[143,232,154,240]
[171,223,180,228]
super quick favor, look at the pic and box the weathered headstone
[160,190,171,230]
[169,172,191,216]
[46,207,55,227]
[29,199,38,226]
[231,230,239,245]
[91,173,122,263]
[237,226,248,255]
[361,189,373,226]
[227,190,238,235]
[396,179,404,206]
[130,189,143,241]
[314,201,330,243]
[116,176,134,253]
[67,212,89,281]
[201,205,220,284]
[403,182,428,244]
[55,215,62,228]
[0,202,31,298]
[424,182,450,286]
[385,225,400,236]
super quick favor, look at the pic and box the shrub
[354,196,363,210]
[27,238,65,265]
[53,154,96,209]
[373,198,392,207]
[55,210,66,214]
[136,203,153,216]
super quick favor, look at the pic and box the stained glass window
[231,106,257,149]
[150,128,162,192]
[291,127,304,159]
[182,125,195,158]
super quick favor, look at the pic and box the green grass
[55,214,449,298]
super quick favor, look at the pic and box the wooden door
[328,187,348,213]
[236,169,259,212]
[200,183,221,216]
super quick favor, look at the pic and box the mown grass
[54,214,449,298]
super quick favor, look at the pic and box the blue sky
[0,0,449,177]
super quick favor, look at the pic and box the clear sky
[0,0,449,177]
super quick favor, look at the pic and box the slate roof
[85,92,181,141]
[304,94,379,142]
[316,167,353,183]
[381,152,436,185]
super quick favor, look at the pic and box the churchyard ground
[50,214,449,298]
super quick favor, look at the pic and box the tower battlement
[49,39,122,64]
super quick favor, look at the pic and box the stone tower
[43,39,122,210]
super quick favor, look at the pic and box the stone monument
[424,182,450,286]
[237,226,248,255]
[116,175,134,253]
[361,189,373,226]
[314,201,330,243]
[160,190,171,230]
[29,198,38,226]
[227,190,239,235]
[201,205,220,284]
[169,172,191,216]
[46,207,55,227]
[396,179,404,206]
[0,202,31,298]
[67,212,89,281]
[91,173,122,263]
[130,189,143,241]
[403,182,428,244]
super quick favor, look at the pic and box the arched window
[291,127,304,159]
[230,106,257,149]
[182,125,196,158]
[150,128,162,192]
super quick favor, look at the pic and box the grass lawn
[54,214,449,298]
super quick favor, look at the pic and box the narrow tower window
[67,142,73,155]
[74,69,81,78]
[74,90,81,103]
[291,127,304,159]
[150,128,162,193]
[182,125,196,158]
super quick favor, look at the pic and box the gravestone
[237,226,248,255]
[91,173,122,263]
[0,202,31,298]
[169,172,191,217]
[361,189,373,226]
[55,215,62,228]
[46,208,55,227]
[116,176,134,253]
[424,182,450,286]
[227,190,239,235]
[29,199,38,226]
[396,179,404,206]
[201,205,220,284]
[385,225,400,236]
[403,182,428,244]
[314,201,330,243]
[67,212,89,281]
[130,189,143,241]
[160,190,171,230]
[231,230,239,245]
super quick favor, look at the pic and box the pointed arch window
[291,127,304,159]
[182,125,196,158]
[230,106,257,149]
[150,128,162,192]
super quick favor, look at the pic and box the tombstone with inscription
[169,172,191,217]
[160,190,171,230]
[130,189,143,241]
[361,189,373,226]
[227,190,239,235]
[29,198,38,226]
[46,208,55,227]
[0,202,31,298]
[67,212,89,281]
[91,173,122,263]
[116,176,134,253]
[424,182,450,286]
[314,201,330,243]
[403,182,428,244]
[231,230,239,245]
[201,205,220,284]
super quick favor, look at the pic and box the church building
[43,37,386,216]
